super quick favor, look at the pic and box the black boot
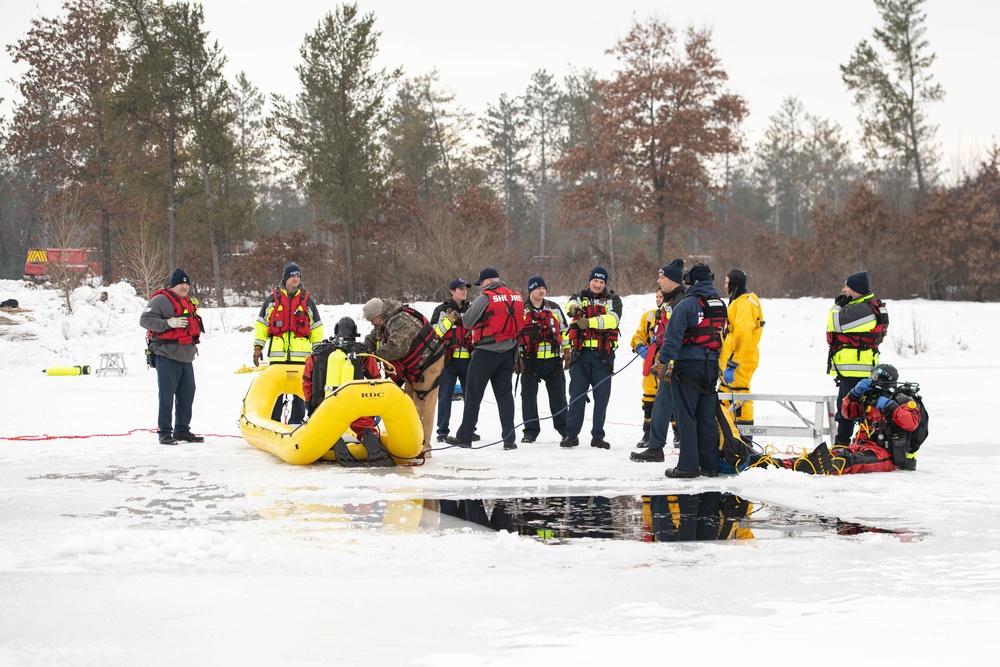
[590,437,611,450]
[636,421,650,448]
[560,435,579,448]
[630,447,664,462]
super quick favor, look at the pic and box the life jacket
[147,288,202,345]
[519,305,562,358]
[382,307,444,383]
[267,288,312,338]
[827,297,889,354]
[568,295,619,356]
[680,295,728,352]
[471,285,524,345]
[436,301,472,358]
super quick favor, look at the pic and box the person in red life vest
[561,266,623,450]
[302,316,381,438]
[517,274,570,444]
[446,267,524,450]
[362,297,445,458]
[253,263,324,424]
[827,270,889,446]
[631,259,686,462]
[140,268,205,445]
[431,278,476,443]
[650,263,728,478]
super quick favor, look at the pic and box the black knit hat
[527,275,547,294]
[658,258,684,284]
[845,271,870,294]
[283,263,302,283]
[589,266,609,282]
[170,268,190,287]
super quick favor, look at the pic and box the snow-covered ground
[1,278,997,666]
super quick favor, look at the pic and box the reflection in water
[262,493,916,542]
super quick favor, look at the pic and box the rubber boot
[636,421,650,448]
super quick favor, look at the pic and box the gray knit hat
[362,297,385,321]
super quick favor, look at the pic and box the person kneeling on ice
[766,364,927,475]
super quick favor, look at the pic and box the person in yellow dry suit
[718,269,764,431]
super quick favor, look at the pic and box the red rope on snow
[0,428,242,441]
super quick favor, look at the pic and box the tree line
[1,0,996,304]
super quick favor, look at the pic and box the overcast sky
[2,0,997,180]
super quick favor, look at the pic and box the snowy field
[1,278,997,666]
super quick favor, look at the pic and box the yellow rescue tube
[239,363,424,465]
[43,365,91,375]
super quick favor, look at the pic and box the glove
[566,303,579,317]
[562,348,572,371]
[253,345,263,367]
[875,396,896,412]
[514,356,524,375]
[166,316,187,329]
[723,360,738,385]
[572,317,590,330]
[636,344,648,360]
[660,361,674,383]
[850,379,873,398]
[445,309,459,324]
[834,294,851,307]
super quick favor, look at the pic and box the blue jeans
[155,355,196,436]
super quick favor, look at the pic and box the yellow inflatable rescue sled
[239,363,424,465]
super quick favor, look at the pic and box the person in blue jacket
[650,263,728,478]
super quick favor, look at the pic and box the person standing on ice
[253,263,324,424]
[140,268,205,445]
[516,274,570,444]
[718,269,764,434]
[362,297,445,458]
[446,268,524,450]
[630,259,686,462]
[827,270,889,446]
[650,263,727,478]
[430,278,475,443]
[561,266,622,450]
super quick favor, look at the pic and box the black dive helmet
[870,363,899,386]
[334,316,359,341]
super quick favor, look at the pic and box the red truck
[23,248,102,282]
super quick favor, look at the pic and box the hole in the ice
[267,493,920,542]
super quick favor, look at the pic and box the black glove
[834,294,850,307]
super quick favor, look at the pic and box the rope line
[1,428,242,441]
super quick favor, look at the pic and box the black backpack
[893,383,929,452]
